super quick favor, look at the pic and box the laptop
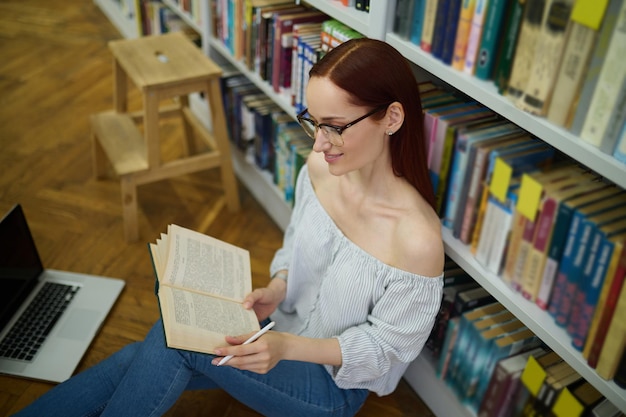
[0,204,125,383]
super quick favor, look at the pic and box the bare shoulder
[395,201,444,278]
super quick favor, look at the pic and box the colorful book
[430,0,451,58]
[452,0,477,70]
[442,302,506,380]
[579,0,626,150]
[436,316,460,378]
[463,0,490,75]
[517,0,575,116]
[440,0,463,64]
[409,0,427,46]
[546,0,612,127]
[505,0,547,101]
[594,272,626,379]
[420,0,441,52]
[474,0,508,80]
[393,0,416,39]
[492,0,525,94]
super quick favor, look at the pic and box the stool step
[91,111,148,175]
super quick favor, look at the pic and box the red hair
[309,38,435,210]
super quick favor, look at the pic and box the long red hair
[309,38,435,210]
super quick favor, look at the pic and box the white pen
[217,321,276,366]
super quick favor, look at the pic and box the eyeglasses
[296,105,389,147]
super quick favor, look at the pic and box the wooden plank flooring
[0,1,435,415]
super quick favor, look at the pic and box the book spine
[452,0,477,70]
[547,210,582,316]
[517,0,575,116]
[552,213,594,326]
[587,246,625,367]
[458,146,489,243]
[595,279,626,379]
[569,0,622,134]
[421,0,441,52]
[513,217,538,295]
[571,235,617,351]
[474,0,508,80]
[524,198,558,302]
[409,0,427,46]
[463,0,489,75]
[440,0,462,64]
[505,0,547,101]
[579,1,626,147]
[431,0,450,58]
[493,0,525,94]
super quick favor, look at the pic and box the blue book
[567,212,626,350]
[475,0,509,79]
[549,188,626,324]
[409,0,427,46]
[436,316,460,378]
[440,0,462,64]
[443,302,505,382]
[455,312,519,400]
[431,0,451,59]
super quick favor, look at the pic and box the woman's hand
[242,278,286,321]
[212,330,286,373]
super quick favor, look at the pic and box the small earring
[387,130,394,136]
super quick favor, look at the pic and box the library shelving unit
[95,0,626,415]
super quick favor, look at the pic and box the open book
[148,224,260,354]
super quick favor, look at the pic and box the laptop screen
[0,204,44,331]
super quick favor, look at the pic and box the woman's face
[305,76,388,176]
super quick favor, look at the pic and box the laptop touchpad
[57,309,101,341]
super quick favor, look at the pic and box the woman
[14,37,444,417]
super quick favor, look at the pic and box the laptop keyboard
[0,282,80,362]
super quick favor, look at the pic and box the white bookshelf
[97,0,626,414]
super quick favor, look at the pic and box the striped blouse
[269,164,444,396]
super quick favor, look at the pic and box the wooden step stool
[91,31,240,242]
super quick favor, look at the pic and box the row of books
[428,277,623,417]
[421,79,626,380]
[394,0,626,163]
[211,1,364,109]
[220,72,312,205]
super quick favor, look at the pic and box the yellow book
[452,0,477,70]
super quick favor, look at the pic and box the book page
[162,225,252,302]
[161,286,259,337]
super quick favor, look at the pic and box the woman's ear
[386,102,404,135]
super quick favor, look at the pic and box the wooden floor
[0,1,435,416]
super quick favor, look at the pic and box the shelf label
[571,0,610,30]
[489,158,512,203]
[520,355,546,396]
[552,387,584,417]
[517,173,542,222]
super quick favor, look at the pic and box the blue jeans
[12,320,368,417]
